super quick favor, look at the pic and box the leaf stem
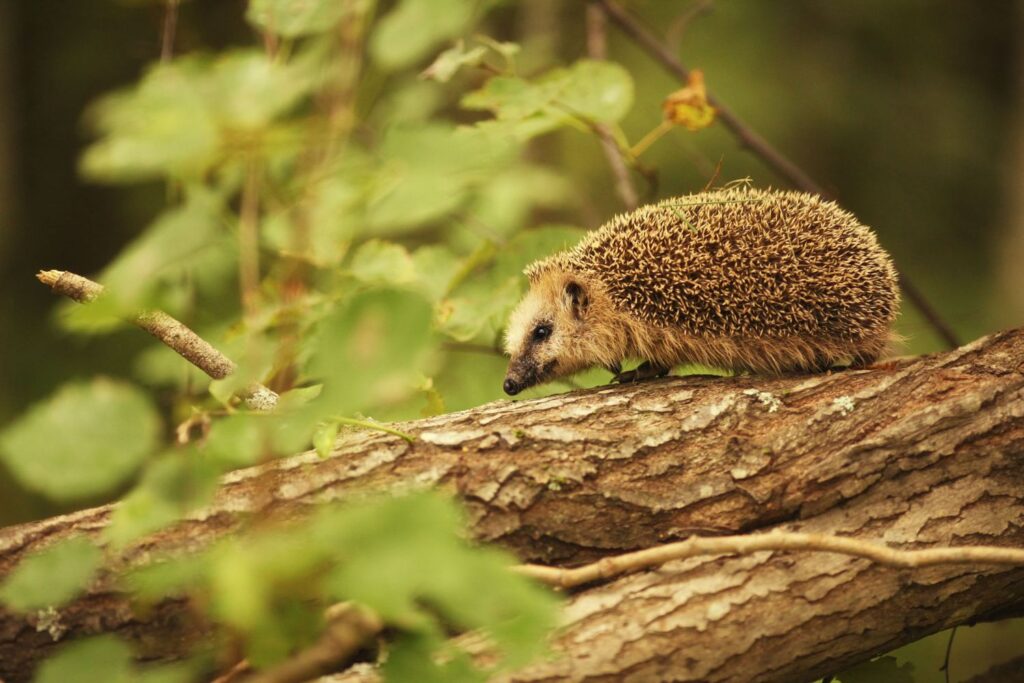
[334,417,416,442]
[629,119,673,158]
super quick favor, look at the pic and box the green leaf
[124,555,208,603]
[371,0,476,71]
[201,413,273,470]
[246,0,359,37]
[462,75,554,120]
[244,601,322,669]
[0,538,102,612]
[349,240,417,287]
[366,124,514,234]
[319,493,558,669]
[421,40,487,83]
[105,452,220,548]
[0,379,160,501]
[81,188,224,316]
[836,656,916,683]
[384,631,485,683]
[462,59,634,138]
[375,78,446,124]
[263,174,363,267]
[469,166,572,237]
[556,59,634,123]
[475,36,521,64]
[34,636,133,683]
[81,62,218,182]
[206,51,310,129]
[311,289,435,417]
[135,661,199,683]
[419,376,446,417]
[209,542,269,632]
[437,280,520,343]
[312,420,339,458]
[412,246,460,302]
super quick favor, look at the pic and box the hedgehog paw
[850,352,878,370]
[612,361,670,384]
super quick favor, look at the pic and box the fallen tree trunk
[1,328,1023,681]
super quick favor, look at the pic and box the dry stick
[244,604,382,683]
[585,4,639,210]
[596,0,961,350]
[512,531,1024,589]
[36,270,279,411]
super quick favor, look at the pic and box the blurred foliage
[33,635,197,683]
[0,0,1021,680]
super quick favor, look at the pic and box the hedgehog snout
[503,359,532,396]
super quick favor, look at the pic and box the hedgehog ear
[564,280,589,319]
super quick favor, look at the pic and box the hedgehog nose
[503,378,521,396]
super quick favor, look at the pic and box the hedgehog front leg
[612,361,670,384]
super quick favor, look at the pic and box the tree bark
[1,328,1023,682]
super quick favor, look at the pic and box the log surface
[1,329,1023,682]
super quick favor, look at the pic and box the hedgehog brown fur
[502,187,900,395]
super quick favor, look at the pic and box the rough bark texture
[1,329,1023,682]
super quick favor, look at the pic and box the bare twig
[239,159,262,318]
[596,0,960,349]
[585,4,639,210]
[160,0,180,63]
[940,625,958,683]
[597,0,822,194]
[664,0,715,55]
[513,531,1024,588]
[898,272,961,350]
[244,603,382,683]
[36,269,279,410]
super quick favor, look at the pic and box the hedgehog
[502,187,900,396]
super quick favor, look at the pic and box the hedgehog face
[503,273,602,395]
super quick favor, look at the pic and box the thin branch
[160,0,180,63]
[940,625,958,683]
[244,603,382,683]
[664,0,715,55]
[597,0,822,195]
[596,0,960,350]
[898,273,962,351]
[513,531,1024,588]
[585,4,639,210]
[239,159,262,318]
[36,269,279,411]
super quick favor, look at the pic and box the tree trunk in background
[0,328,1023,682]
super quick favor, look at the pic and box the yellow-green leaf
[0,379,160,501]
[0,538,102,612]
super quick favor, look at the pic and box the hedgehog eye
[532,324,552,342]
